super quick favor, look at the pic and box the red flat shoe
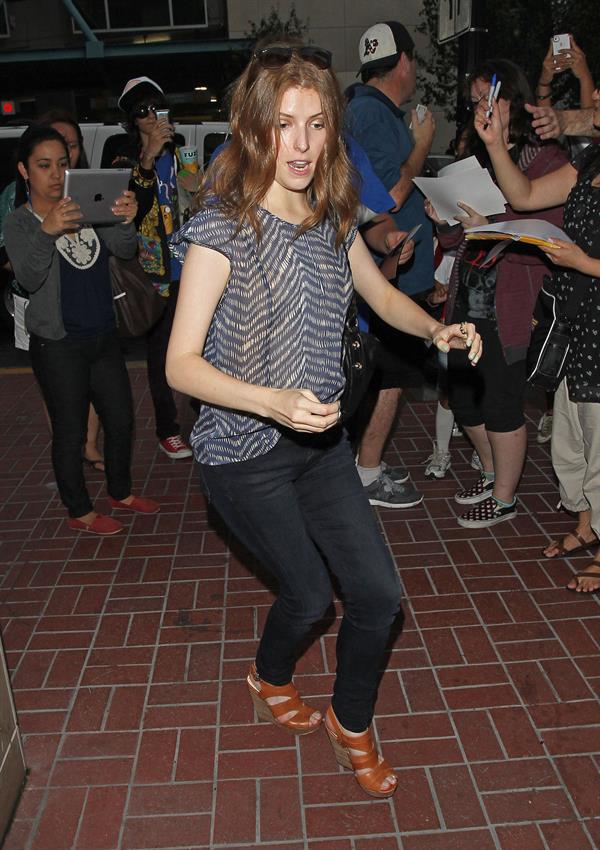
[247,664,321,735]
[108,495,160,514]
[325,706,397,798]
[68,514,123,535]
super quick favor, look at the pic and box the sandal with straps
[324,706,397,798]
[543,530,599,559]
[567,557,600,593]
[246,664,321,735]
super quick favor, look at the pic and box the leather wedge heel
[247,664,321,735]
[325,706,397,798]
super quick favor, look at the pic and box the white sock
[357,463,381,487]
[436,402,455,454]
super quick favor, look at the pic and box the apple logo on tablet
[94,193,103,202]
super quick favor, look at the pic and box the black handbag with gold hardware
[339,297,379,422]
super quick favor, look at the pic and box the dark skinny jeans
[199,429,403,732]
[146,280,181,440]
[29,332,134,517]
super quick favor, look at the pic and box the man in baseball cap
[346,22,436,509]
[358,21,416,75]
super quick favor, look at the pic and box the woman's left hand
[432,321,482,366]
[455,202,488,230]
[543,238,590,271]
[112,190,138,225]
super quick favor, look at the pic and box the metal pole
[456,0,488,131]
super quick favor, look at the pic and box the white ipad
[63,168,132,225]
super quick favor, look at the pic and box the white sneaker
[537,412,553,444]
[424,441,451,478]
[470,450,483,472]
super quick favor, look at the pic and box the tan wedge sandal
[247,664,321,735]
[325,706,397,798]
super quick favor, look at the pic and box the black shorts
[369,291,432,391]
[447,317,526,432]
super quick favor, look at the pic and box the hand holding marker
[483,75,501,130]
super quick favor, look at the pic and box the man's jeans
[200,429,403,732]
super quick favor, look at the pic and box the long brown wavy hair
[196,48,359,247]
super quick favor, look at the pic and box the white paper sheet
[413,166,507,225]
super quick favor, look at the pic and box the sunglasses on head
[253,45,332,70]
[131,102,164,119]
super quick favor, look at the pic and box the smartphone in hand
[552,33,571,55]
[389,223,422,256]
[409,104,427,130]
[155,108,170,123]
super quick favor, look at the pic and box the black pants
[147,281,180,440]
[29,332,133,517]
[448,317,527,432]
[199,430,403,732]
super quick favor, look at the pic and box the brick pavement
[1,367,599,850]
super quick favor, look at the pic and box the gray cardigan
[4,205,138,340]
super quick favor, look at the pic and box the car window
[202,133,229,169]
[0,137,20,191]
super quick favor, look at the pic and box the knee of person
[347,571,403,626]
[280,586,334,624]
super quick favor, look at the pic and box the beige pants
[552,378,600,537]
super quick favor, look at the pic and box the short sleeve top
[557,145,600,402]
[171,205,357,464]
[345,84,434,296]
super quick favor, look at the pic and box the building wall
[228,0,455,153]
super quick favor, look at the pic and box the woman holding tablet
[4,125,160,535]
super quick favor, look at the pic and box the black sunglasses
[131,102,164,119]
[253,45,332,70]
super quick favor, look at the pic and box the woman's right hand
[268,388,341,433]
[41,197,83,236]
[473,98,504,148]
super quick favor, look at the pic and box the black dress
[557,146,600,402]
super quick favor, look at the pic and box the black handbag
[527,274,588,392]
[339,297,379,422]
[109,255,167,338]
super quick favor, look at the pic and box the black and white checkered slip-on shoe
[457,496,517,528]
[454,474,495,505]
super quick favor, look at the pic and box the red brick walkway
[1,368,599,850]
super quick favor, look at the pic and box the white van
[0,121,229,186]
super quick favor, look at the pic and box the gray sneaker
[364,474,424,508]
[380,460,409,484]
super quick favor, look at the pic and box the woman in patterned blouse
[166,45,482,797]
[475,92,600,593]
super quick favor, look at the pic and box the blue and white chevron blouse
[171,206,357,465]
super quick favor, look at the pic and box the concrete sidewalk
[1,367,599,850]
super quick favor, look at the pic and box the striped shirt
[171,206,357,465]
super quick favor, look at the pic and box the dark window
[76,0,108,29]
[172,0,206,27]
[0,138,19,191]
[202,133,228,170]
[74,0,207,31]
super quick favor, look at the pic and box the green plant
[245,4,308,43]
